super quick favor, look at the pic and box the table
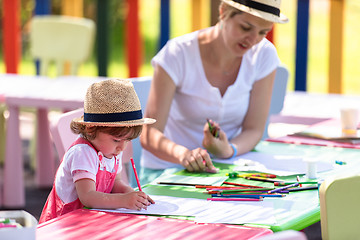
[36,209,273,240]
[268,91,360,139]
[139,140,360,232]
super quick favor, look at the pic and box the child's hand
[147,195,155,204]
[125,191,153,211]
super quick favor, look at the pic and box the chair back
[262,65,289,140]
[30,15,95,76]
[49,108,132,184]
[319,174,360,240]
[127,77,152,187]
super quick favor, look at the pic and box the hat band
[84,110,143,123]
[233,0,280,17]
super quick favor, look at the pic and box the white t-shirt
[55,143,122,203]
[141,28,280,169]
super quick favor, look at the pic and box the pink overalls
[39,137,119,223]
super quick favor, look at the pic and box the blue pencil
[212,194,262,199]
[268,182,299,194]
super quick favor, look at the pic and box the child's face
[91,131,131,159]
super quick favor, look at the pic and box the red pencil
[223,181,265,188]
[130,158,142,191]
[207,198,263,202]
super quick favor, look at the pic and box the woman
[140,0,288,183]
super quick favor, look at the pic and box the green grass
[1,0,359,94]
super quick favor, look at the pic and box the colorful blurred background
[1,0,360,94]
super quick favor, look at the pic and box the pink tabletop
[37,209,273,240]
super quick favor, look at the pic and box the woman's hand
[178,147,216,172]
[202,120,234,159]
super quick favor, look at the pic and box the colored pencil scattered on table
[211,194,286,198]
[222,181,266,188]
[268,183,299,194]
[245,176,281,183]
[157,182,203,187]
[274,181,318,186]
[207,198,263,202]
[226,172,277,178]
[296,175,302,187]
[287,186,318,192]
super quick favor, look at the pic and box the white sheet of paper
[213,151,334,176]
[93,195,277,225]
[195,200,276,225]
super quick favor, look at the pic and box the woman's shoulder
[169,30,199,44]
[251,38,277,55]
[245,38,278,63]
[164,30,202,53]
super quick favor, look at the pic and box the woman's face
[221,11,274,56]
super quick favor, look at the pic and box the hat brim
[72,116,156,127]
[223,0,289,24]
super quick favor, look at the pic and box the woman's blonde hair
[219,1,243,21]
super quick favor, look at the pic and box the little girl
[39,79,156,223]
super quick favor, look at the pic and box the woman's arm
[140,64,214,172]
[230,69,277,155]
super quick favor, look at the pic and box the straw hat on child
[72,79,156,127]
[222,0,288,23]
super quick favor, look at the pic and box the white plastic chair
[49,108,132,184]
[262,65,289,140]
[319,173,360,240]
[30,15,95,76]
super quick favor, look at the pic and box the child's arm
[112,174,155,204]
[112,173,135,194]
[75,178,152,210]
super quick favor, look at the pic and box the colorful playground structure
[2,0,346,93]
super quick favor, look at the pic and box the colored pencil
[287,186,318,192]
[251,174,277,178]
[212,194,286,198]
[245,176,281,183]
[296,175,302,187]
[206,118,219,138]
[130,158,142,191]
[227,173,277,178]
[196,185,248,189]
[211,194,262,199]
[274,181,318,186]
[223,181,265,188]
[207,198,263,202]
[268,182,299,193]
[208,187,274,193]
[157,182,202,187]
